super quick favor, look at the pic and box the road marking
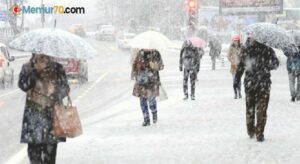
[5,146,27,164]
[0,101,4,108]
[0,89,19,99]
[73,72,108,105]
[5,73,108,164]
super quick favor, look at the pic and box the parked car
[53,57,88,84]
[69,24,86,37]
[96,25,116,41]
[116,33,136,50]
[0,43,14,89]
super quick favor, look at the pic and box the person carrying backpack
[180,40,200,100]
[131,49,164,126]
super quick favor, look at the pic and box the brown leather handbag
[52,95,82,138]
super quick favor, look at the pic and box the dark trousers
[245,90,270,137]
[288,72,300,98]
[233,73,241,95]
[140,96,157,119]
[183,69,196,97]
[211,56,216,70]
[28,143,57,164]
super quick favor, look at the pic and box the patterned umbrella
[244,23,298,54]
[290,30,300,47]
[9,28,97,59]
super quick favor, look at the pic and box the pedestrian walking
[227,34,242,99]
[180,40,200,100]
[131,49,164,126]
[208,37,222,70]
[18,53,70,163]
[284,46,300,102]
[195,47,204,81]
[234,37,279,142]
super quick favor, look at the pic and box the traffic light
[185,0,197,13]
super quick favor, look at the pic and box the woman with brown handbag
[18,53,70,164]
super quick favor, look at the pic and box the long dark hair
[231,41,241,48]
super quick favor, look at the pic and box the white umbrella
[9,28,97,59]
[130,31,173,50]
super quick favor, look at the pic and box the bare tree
[7,0,26,36]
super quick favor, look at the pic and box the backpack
[183,48,197,70]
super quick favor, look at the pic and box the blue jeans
[140,96,157,119]
[233,73,241,94]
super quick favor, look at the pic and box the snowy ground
[56,47,300,164]
[1,40,299,164]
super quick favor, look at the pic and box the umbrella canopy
[9,28,97,59]
[129,31,173,50]
[188,37,206,48]
[243,23,299,54]
[290,30,300,47]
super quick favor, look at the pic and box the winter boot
[247,130,255,139]
[257,135,265,142]
[238,91,242,99]
[153,113,157,124]
[291,96,296,102]
[248,132,255,139]
[142,118,150,127]
[234,92,238,99]
[191,95,195,100]
[183,94,188,100]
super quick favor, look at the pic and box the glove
[179,67,183,72]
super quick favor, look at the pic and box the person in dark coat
[180,40,201,100]
[18,53,70,164]
[208,37,222,70]
[284,46,300,102]
[234,37,279,142]
[131,49,164,126]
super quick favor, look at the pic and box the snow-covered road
[59,45,300,164]
[1,39,300,164]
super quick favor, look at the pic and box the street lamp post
[41,0,45,28]
[185,0,198,37]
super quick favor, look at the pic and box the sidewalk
[58,68,300,164]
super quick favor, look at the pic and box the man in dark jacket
[208,37,222,70]
[285,47,300,102]
[180,41,201,100]
[234,38,279,142]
